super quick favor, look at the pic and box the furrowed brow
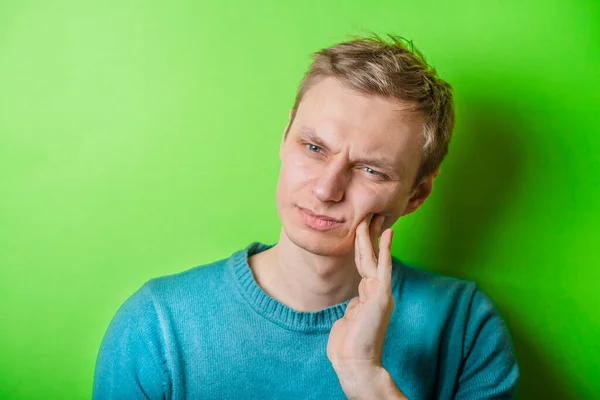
[353,157,398,174]
[299,125,401,174]
[299,126,331,151]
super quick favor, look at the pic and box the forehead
[293,77,424,174]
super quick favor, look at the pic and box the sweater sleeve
[454,287,519,400]
[92,281,170,400]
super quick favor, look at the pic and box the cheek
[351,186,406,222]
[277,153,318,206]
[281,153,316,189]
[354,186,391,212]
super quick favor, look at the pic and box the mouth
[299,207,341,222]
[297,207,342,231]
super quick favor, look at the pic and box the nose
[313,160,350,203]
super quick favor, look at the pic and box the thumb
[344,297,361,319]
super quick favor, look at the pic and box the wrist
[335,364,407,400]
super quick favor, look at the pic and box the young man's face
[276,76,435,256]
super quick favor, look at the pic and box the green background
[1,0,599,398]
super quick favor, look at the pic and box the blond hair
[287,33,455,188]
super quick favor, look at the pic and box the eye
[305,143,322,153]
[362,167,387,180]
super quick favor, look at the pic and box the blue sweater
[93,242,519,399]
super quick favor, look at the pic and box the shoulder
[390,258,514,359]
[392,258,480,311]
[93,281,169,398]
[392,258,510,334]
[391,258,519,397]
[144,252,234,305]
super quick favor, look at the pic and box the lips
[299,207,342,222]
[299,207,341,231]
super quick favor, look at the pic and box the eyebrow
[298,126,400,174]
[300,126,331,152]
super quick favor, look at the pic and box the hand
[327,214,395,373]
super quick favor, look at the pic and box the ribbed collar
[227,241,357,333]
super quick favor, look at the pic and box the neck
[250,229,362,312]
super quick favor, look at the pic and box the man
[93,33,519,399]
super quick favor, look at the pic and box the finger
[369,215,385,255]
[355,217,377,277]
[354,223,365,278]
[377,228,394,287]
[354,218,367,277]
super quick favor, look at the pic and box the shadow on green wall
[417,96,578,399]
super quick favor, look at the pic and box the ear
[401,168,440,216]
[280,109,294,160]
